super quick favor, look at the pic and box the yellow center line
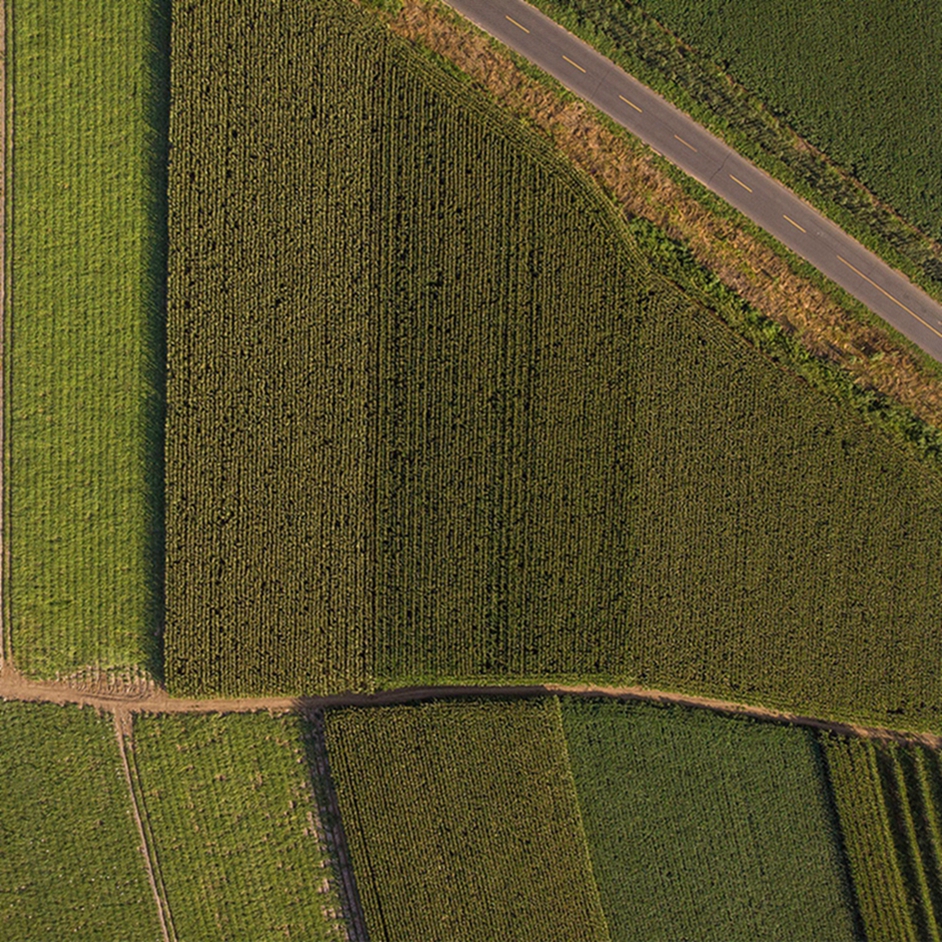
[782,214,806,233]
[619,95,642,113]
[836,255,942,340]
[504,15,529,33]
[673,134,698,152]
[729,174,752,193]
[562,55,587,73]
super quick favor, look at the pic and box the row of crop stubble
[165,0,942,731]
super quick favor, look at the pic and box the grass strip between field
[9,0,166,680]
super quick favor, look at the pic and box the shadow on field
[810,735,867,940]
[297,702,372,942]
[141,0,171,685]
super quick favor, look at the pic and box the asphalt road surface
[442,0,942,365]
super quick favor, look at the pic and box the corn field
[166,0,942,734]
[323,698,610,942]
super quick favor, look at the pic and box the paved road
[443,0,942,365]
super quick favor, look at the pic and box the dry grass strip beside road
[381,0,942,429]
[114,709,177,942]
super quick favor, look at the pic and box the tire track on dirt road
[2,663,940,749]
[114,708,177,942]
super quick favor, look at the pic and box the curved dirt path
[1,663,939,749]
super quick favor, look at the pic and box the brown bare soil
[381,0,942,429]
[1,663,939,748]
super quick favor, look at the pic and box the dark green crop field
[637,0,942,239]
[562,699,858,941]
[166,0,942,731]
[9,0,165,680]
[324,699,608,942]
[526,0,942,298]
[0,702,160,940]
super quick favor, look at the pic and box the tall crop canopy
[323,698,609,942]
[166,0,942,732]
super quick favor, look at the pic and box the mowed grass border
[7,0,168,680]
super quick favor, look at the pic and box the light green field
[130,712,350,941]
[561,699,859,941]
[324,698,609,942]
[0,701,160,940]
[9,0,165,678]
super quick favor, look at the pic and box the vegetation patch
[562,698,858,941]
[130,712,350,941]
[823,735,942,941]
[9,0,166,679]
[0,701,160,940]
[323,698,609,942]
[167,0,942,732]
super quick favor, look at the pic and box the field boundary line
[548,696,613,942]
[1,0,9,668]
[3,665,942,746]
[114,709,177,942]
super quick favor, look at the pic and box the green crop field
[525,0,942,296]
[0,701,160,940]
[323,698,609,942]
[9,0,166,679]
[129,712,350,941]
[165,0,942,732]
[635,0,942,241]
[561,698,858,941]
[823,735,942,941]
[164,0,651,695]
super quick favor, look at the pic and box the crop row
[824,736,942,941]
[324,696,863,940]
